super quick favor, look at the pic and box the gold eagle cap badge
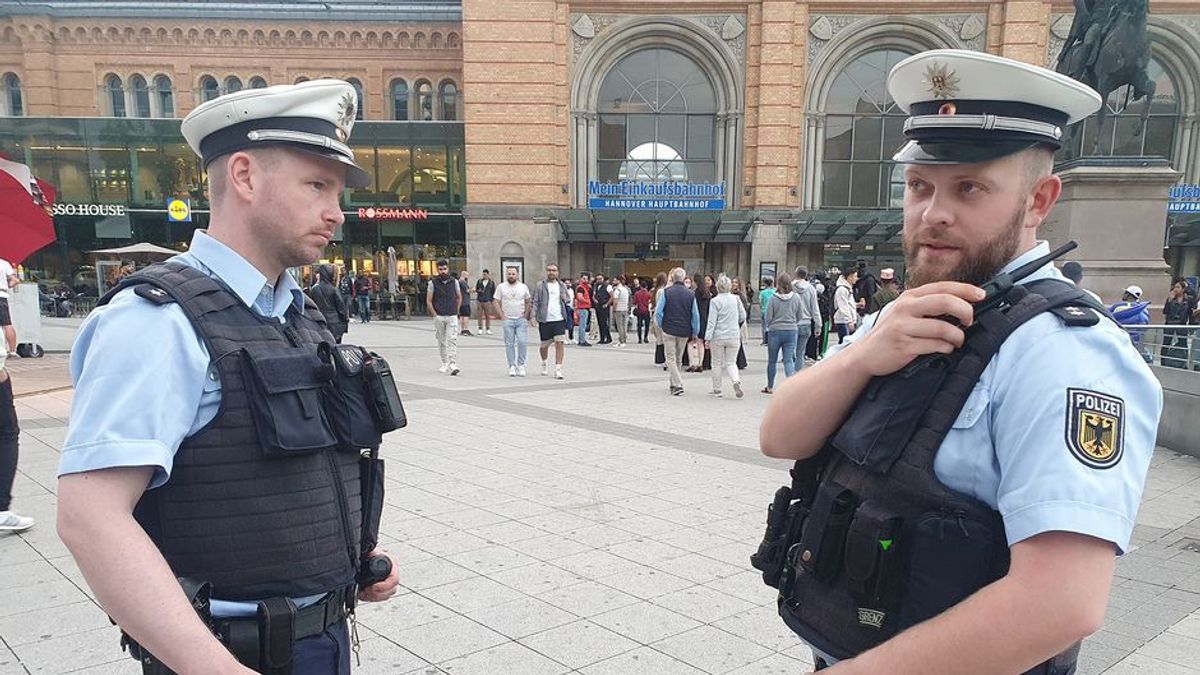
[923,62,961,100]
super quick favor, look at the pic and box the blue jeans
[356,295,370,322]
[766,329,798,389]
[504,317,528,367]
[794,322,813,371]
[576,308,591,344]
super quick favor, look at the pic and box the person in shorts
[0,258,18,355]
[531,263,572,380]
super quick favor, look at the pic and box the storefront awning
[780,209,904,244]
[90,242,180,256]
[551,209,757,243]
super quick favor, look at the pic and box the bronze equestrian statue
[1056,0,1155,154]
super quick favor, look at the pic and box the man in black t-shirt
[475,269,497,335]
[593,274,612,344]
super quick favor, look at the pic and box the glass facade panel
[376,146,413,203]
[412,145,448,204]
[821,49,910,208]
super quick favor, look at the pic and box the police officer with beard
[57,80,400,673]
[759,50,1161,673]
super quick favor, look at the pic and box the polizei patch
[1065,388,1124,469]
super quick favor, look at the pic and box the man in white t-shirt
[496,266,532,376]
[0,258,18,356]
[531,263,572,379]
[609,275,632,347]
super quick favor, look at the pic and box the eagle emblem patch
[1065,388,1124,469]
[335,91,356,141]
[923,62,961,100]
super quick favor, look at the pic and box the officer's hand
[357,550,400,602]
[847,281,984,377]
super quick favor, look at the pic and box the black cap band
[198,117,342,167]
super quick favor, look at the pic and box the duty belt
[124,586,353,675]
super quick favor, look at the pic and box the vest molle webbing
[755,278,1106,674]
[101,261,363,601]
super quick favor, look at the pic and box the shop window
[348,78,365,120]
[595,48,717,184]
[3,73,23,116]
[820,49,910,208]
[377,146,413,203]
[390,79,408,120]
[105,74,126,117]
[130,75,151,118]
[414,80,433,121]
[438,80,457,121]
[1063,56,1180,161]
[412,145,448,203]
[198,75,219,103]
[153,75,174,118]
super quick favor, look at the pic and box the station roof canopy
[779,209,905,244]
[551,209,757,244]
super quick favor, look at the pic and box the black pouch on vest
[241,344,338,457]
[362,352,407,432]
[795,482,857,584]
[325,344,385,450]
[898,511,1002,630]
[831,355,954,474]
[844,501,903,615]
[359,454,386,555]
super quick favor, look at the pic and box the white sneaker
[0,511,34,533]
[449,363,460,376]
[733,381,744,399]
[486,329,493,335]
[517,366,527,377]
[541,362,549,376]
[508,366,517,377]
[438,363,449,373]
[555,366,564,380]
[709,389,723,398]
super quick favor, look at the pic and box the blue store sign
[587,180,726,211]
[1169,184,1200,213]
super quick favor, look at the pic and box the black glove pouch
[241,344,338,457]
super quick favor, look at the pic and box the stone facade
[0,16,462,119]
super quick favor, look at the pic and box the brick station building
[2,0,1199,298]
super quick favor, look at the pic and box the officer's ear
[1025,173,1062,231]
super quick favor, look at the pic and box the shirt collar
[180,230,305,319]
[998,240,1065,285]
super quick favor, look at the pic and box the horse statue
[1056,0,1155,154]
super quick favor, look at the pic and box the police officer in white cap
[759,50,1161,673]
[57,80,399,674]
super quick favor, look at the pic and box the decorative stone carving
[960,15,985,41]
[810,16,834,41]
[1047,13,1071,68]
[721,15,745,40]
[807,14,986,66]
[572,14,595,39]
[1051,14,1074,39]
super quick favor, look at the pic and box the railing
[1121,324,1200,371]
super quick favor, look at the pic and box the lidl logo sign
[167,198,192,223]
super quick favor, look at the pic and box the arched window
[2,73,22,116]
[224,76,243,95]
[415,80,433,121]
[596,48,718,183]
[105,74,126,117]
[1064,56,1180,160]
[390,79,408,120]
[249,76,268,89]
[295,76,309,84]
[820,49,910,208]
[130,74,151,117]
[438,80,457,120]
[347,78,365,120]
[199,75,219,103]
[153,75,174,118]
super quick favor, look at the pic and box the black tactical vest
[754,278,1110,673]
[100,261,362,601]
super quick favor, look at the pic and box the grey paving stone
[725,652,812,675]
[596,566,695,601]
[489,560,586,596]
[444,543,540,576]
[577,646,705,675]
[535,580,642,618]
[350,637,429,675]
[0,600,111,646]
[356,589,459,637]
[1134,631,1200,668]
[519,619,640,670]
[397,557,479,592]
[713,605,810,653]
[419,575,526,614]
[590,601,704,645]
[470,596,578,639]
[438,641,569,675]
[0,577,89,618]
[11,625,126,673]
[387,615,507,664]
[652,625,773,674]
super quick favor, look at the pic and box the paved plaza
[1,318,1199,674]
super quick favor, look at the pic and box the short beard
[904,208,1025,288]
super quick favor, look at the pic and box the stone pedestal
[464,205,560,287]
[1044,158,1178,312]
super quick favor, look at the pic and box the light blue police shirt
[830,241,1163,555]
[59,229,324,617]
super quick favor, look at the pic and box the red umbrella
[0,155,57,265]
